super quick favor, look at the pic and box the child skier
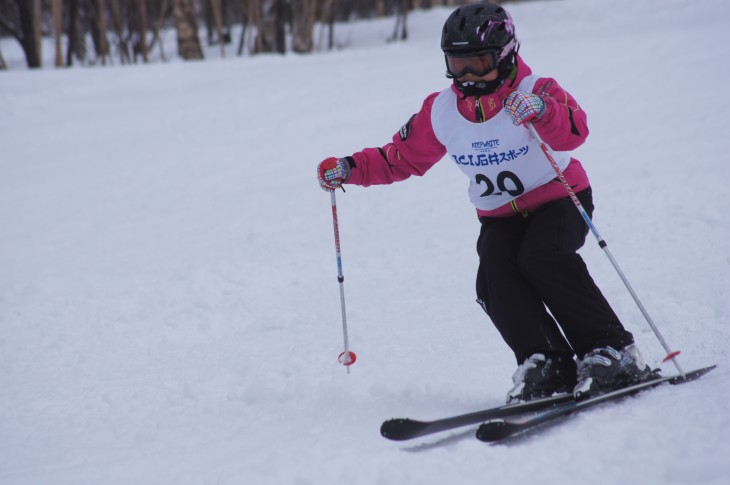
[317,2,654,402]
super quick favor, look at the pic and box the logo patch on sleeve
[399,114,417,141]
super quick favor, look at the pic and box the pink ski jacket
[344,56,591,218]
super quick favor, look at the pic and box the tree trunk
[97,0,109,64]
[128,0,150,62]
[255,0,274,53]
[248,0,260,53]
[14,0,42,67]
[137,0,149,62]
[172,0,204,59]
[273,0,285,54]
[139,0,149,62]
[66,0,81,65]
[87,0,110,64]
[32,0,41,66]
[236,0,247,56]
[150,0,170,61]
[314,0,334,51]
[290,0,314,53]
[108,0,130,64]
[210,0,226,57]
[400,6,408,41]
[52,0,63,67]
[389,0,409,42]
[255,0,286,54]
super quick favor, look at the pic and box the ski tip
[476,420,521,442]
[380,418,424,441]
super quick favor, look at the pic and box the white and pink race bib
[430,75,571,211]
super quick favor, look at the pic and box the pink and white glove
[317,157,351,191]
[503,91,545,126]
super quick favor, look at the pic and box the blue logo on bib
[451,145,529,166]
[472,139,500,152]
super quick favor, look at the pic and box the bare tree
[127,0,150,62]
[66,0,87,65]
[172,0,204,59]
[236,0,249,56]
[290,0,314,53]
[97,0,109,64]
[85,0,111,64]
[254,0,272,53]
[389,0,411,42]
[32,0,41,65]
[149,0,171,61]
[209,0,226,56]
[1,0,464,69]
[0,0,43,67]
[255,0,287,54]
[52,0,63,66]
[273,0,287,54]
[138,0,150,62]
[315,0,335,51]
[108,0,129,63]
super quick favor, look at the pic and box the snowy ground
[1,0,729,484]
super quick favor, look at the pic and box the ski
[475,364,717,443]
[381,392,573,441]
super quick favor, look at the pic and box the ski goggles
[445,50,499,78]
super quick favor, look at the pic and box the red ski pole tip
[338,351,357,366]
[662,350,681,363]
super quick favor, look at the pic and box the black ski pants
[475,188,634,364]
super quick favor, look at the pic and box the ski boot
[573,344,659,399]
[506,352,577,404]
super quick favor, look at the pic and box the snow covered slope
[1,0,729,483]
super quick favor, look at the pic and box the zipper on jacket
[476,98,485,122]
[510,200,529,218]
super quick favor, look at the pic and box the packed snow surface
[1,0,729,484]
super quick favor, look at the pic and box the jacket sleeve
[345,93,447,187]
[530,78,589,151]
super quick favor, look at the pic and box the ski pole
[527,122,684,376]
[329,190,357,372]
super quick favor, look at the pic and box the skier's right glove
[503,91,545,126]
[317,157,351,191]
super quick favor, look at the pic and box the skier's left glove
[503,91,546,126]
[317,157,352,191]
